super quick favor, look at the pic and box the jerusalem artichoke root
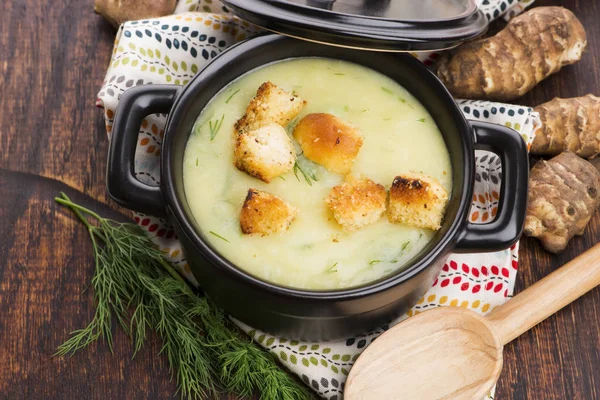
[437,7,587,101]
[524,152,600,253]
[94,0,177,28]
[531,94,600,159]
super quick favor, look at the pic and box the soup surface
[183,58,452,290]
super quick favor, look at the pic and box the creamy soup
[183,58,452,290]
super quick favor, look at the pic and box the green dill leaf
[417,118,426,123]
[419,233,424,239]
[195,157,199,166]
[196,112,215,134]
[293,162,317,186]
[209,114,225,141]
[334,72,345,76]
[278,176,286,181]
[401,241,411,252]
[225,89,241,104]
[361,109,369,113]
[53,193,314,400]
[369,260,382,266]
[390,259,398,263]
[381,86,393,94]
[326,262,339,273]
[209,230,230,243]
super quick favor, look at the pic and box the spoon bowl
[345,242,600,399]
[345,307,503,400]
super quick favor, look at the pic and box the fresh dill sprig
[417,118,426,123]
[381,86,393,94]
[293,162,317,186]
[326,262,339,273]
[209,114,225,141]
[209,230,230,243]
[225,89,240,104]
[54,193,313,400]
[369,260,381,266]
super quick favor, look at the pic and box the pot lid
[221,0,488,52]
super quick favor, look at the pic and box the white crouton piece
[293,113,363,174]
[388,174,449,230]
[240,189,298,236]
[234,122,296,183]
[235,81,306,133]
[326,175,387,232]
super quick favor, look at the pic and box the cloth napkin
[96,1,539,398]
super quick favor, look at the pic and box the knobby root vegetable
[590,157,600,174]
[531,94,600,159]
[524,152,600,253]
[437,7,587,101]
[94,0,177,28]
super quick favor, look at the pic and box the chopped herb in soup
[183,58,452,290]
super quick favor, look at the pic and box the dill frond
[54,193,313,400]
[293,162,317,186]
[209,114,225,141]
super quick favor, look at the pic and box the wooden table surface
[1,1,599,399]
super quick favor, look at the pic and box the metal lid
[222,0,488,52]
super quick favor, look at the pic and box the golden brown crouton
[388,174,449,230]
[326,175,387,232]
[234,123,296,183]
[293,113,363,174]
[235,82,306,133]
[240,189,298,236]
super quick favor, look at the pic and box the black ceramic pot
[107,34,528,341]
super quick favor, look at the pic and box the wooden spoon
[345,243,600,400]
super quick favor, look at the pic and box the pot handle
[107,85,180,218]
[454,120,529,253]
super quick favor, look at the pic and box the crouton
[240,189,298,236]
[235,81,306,133]
[234,122,296,182]
[293,113,363,174]
[388,174,448,230]
[326,175,387,232]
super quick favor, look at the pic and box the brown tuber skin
[524,152,600,253]
[531,94,600,159]
[437,7,587,101]
[94,0,177,28]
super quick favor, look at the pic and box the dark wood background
[1,0,598,399]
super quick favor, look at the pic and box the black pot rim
[161,34,473,301]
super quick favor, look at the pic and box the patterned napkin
[96,1,539,398]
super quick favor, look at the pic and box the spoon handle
[486,242,600,345]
